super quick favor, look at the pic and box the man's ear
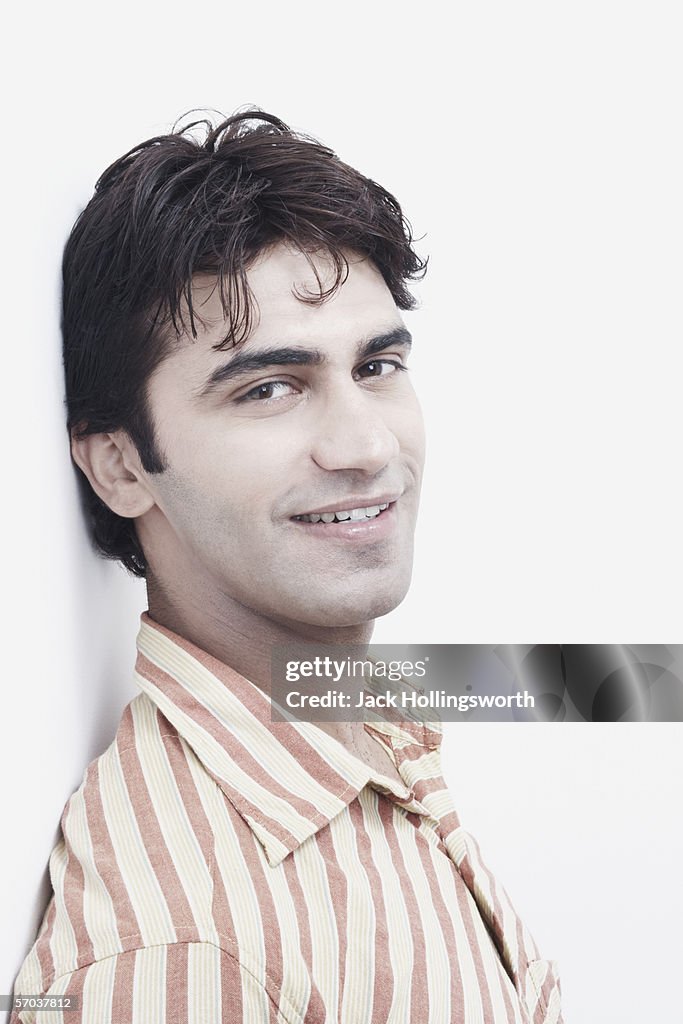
[70,429,156,518]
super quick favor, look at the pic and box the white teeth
[294,502,392,523]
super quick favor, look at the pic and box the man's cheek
[397,415,426,463]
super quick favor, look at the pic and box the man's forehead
[166,249,402,368]
[193,246,392,321]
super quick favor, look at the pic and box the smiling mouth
[292,502,391,524]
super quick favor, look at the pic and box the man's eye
[355,359,407,379]
[240,381,295,402]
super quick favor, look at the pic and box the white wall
[2,2,681,1021]
[439,724,683,1022]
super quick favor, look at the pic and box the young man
[11,112,563,1023]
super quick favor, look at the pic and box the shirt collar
[134,612,442,867]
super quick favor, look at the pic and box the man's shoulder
[67,692,208,814]
[33,694,221,983]
[62,691,219,874]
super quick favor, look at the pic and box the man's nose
[309,384,400,474]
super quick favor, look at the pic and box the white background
[2,2,682,1021]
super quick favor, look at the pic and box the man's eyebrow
[194,325,412,400]
[195,347,324,399]
[357,326,412,361]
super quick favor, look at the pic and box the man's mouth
[292,502,391,524]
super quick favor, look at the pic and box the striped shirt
[11,613,563,1023]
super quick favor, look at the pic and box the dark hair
[63,109,427,578]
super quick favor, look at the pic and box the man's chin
[292,576,413,629]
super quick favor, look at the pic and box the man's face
[137,243,425,630]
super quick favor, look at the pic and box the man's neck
[145,575,406,786]
[145,573,374,695]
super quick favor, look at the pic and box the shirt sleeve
[10,942,291,1024]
